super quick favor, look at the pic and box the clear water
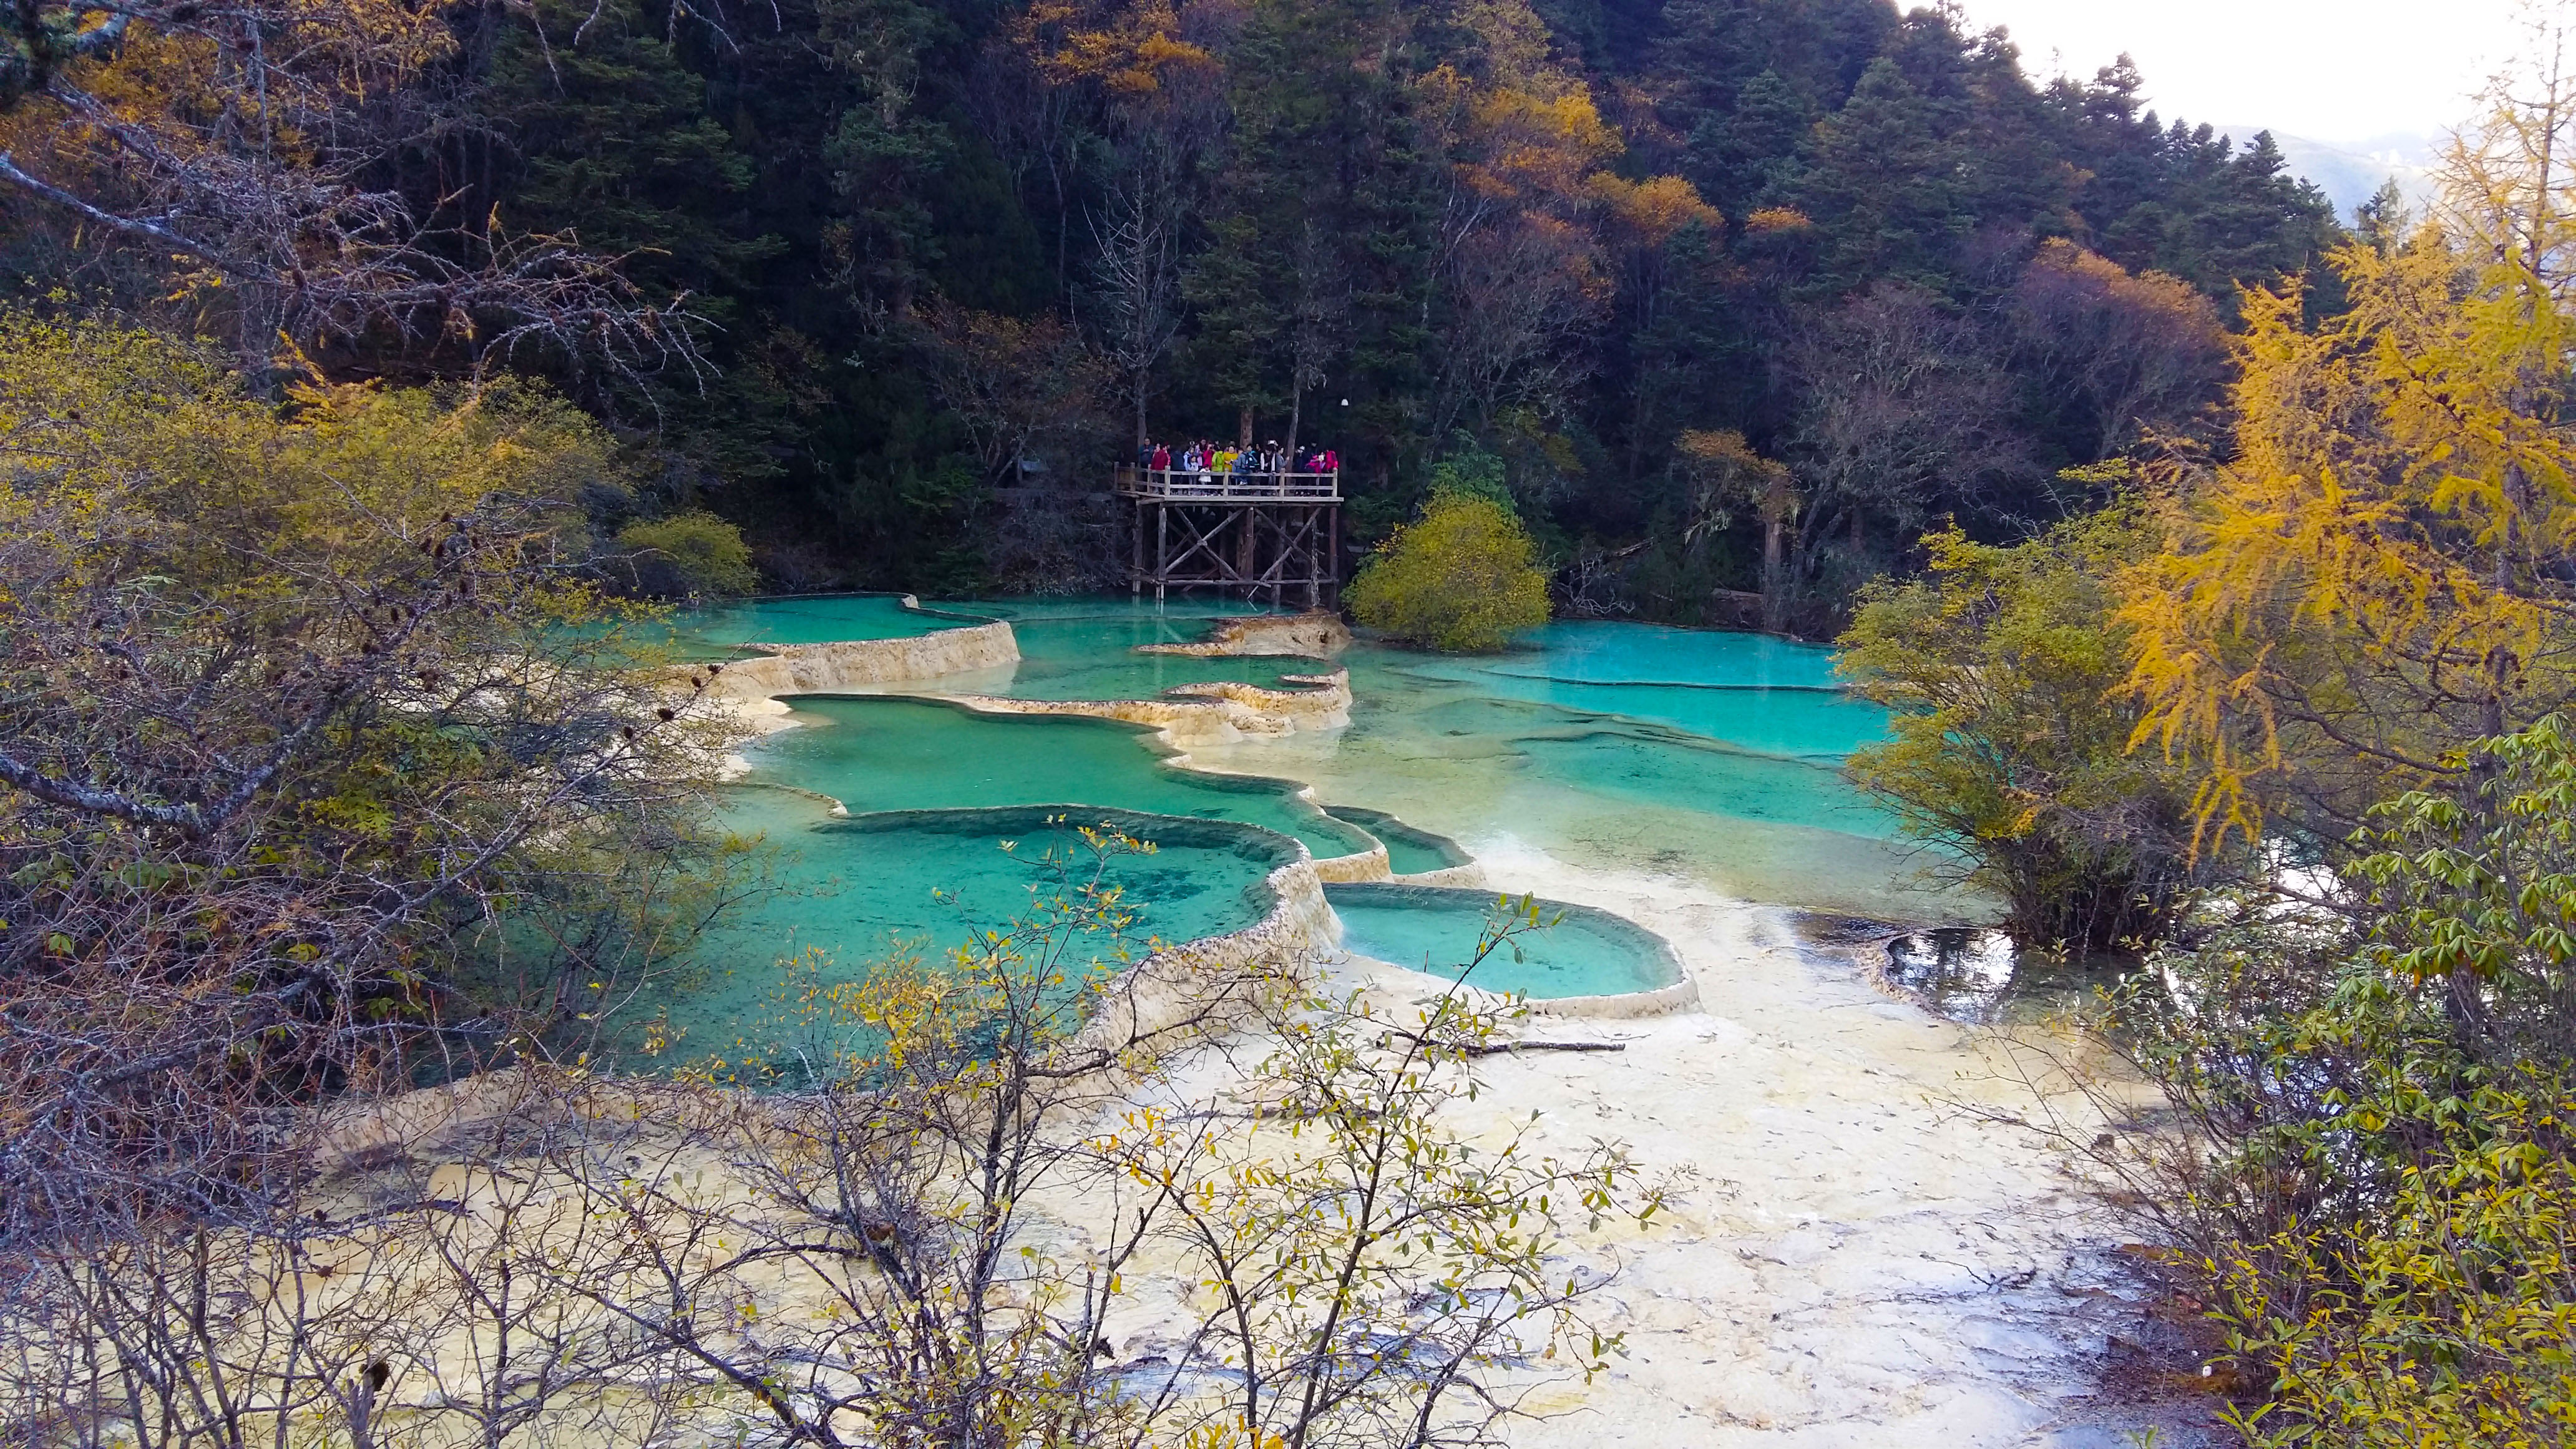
[1364,628,1880,761]
[1881,927,2136,1025]
[638,797,1299,1074]
[1480,620,1843,690]
[632,598,1978,1065]
[665,593,987,654]
[864,597,1338,701]
[726,601,1954,920]
[1191,633,1948,920]
[737,695,1378,859]
[1318,806,1471,875]
[1325,883,1683,998]
[663,594,1326,697]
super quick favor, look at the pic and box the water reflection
[1881,926,2137,1025]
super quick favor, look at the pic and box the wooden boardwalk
[1116,466,1342,607]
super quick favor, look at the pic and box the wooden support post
[1306,505,1320,609]
[1154,504,1168,606]
[1327,503,1340,609]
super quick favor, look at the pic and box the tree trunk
[1760,516,1787,633]
[1237,406,1254,450]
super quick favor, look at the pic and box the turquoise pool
[637,800,1303,1077]
[738,696,1377,859]
[1325,883,1684,998]
[665,593,989,655]
[933,597,1335,701]
[1188,627,1931,917]
[675,595,1340,700]
[619,597,1959,1073]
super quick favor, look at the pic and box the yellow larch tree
[2118,12,2576,846]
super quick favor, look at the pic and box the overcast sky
[1949,0,2529,144]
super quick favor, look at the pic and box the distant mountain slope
[2215,125,2439,220]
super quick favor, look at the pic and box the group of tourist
[1138,440,1340,478]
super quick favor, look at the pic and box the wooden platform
[1118,467,1342,503]
[1117,466,1342,607]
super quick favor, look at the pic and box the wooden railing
[1116,465,1342,502]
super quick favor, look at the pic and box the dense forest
[2,0,2336,626]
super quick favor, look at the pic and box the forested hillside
[2,0,2335,626]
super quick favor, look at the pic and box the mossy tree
[611,509,761,598]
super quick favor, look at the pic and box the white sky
[1949,0,2529,143]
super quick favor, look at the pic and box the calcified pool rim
[1321,881,1700,1014]
[1314,805,1473,876]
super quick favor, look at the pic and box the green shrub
[2114,718,2576,1443]
[1837,505,2210,949]
[1347,491,1549,651]
[613,510,757,598]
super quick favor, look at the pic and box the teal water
[645,798,1299,1074]
[665,593,986,654]
[1194,630,1936,917]
[1480,620,1842,690]
[673,595,1343,699]
[1325,883,1684,998]
[930,597,1335,701]
[630,598,1954,1068]
[1319,806,1472,876]
[738,695,1377,859]
[1360,630,1879,761]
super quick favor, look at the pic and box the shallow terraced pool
[1325,883,1684,999]
[740,695,1373,858]
[644,798,1302,1078]
[628,596,1951,1070]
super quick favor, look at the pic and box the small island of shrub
[1348,490,1550,651]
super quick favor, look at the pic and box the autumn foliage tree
[0,824,1659,1449]
[2004,238,2228,457]
[0,0,705,385]
[0,315,736,1245]
[1349,486,1551,652]
[2119,51,2576,846]
[1840,502,2212,949]
[1992,22,2576,1440]
[0,0,2351,600]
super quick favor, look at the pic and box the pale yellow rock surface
[648,614,2157,1445]
[1138,610,1351,658]
[293,842,2147,1449]
[699,619,1019,698]
[1372,842,2135,1448]
[940,672,1352,746]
